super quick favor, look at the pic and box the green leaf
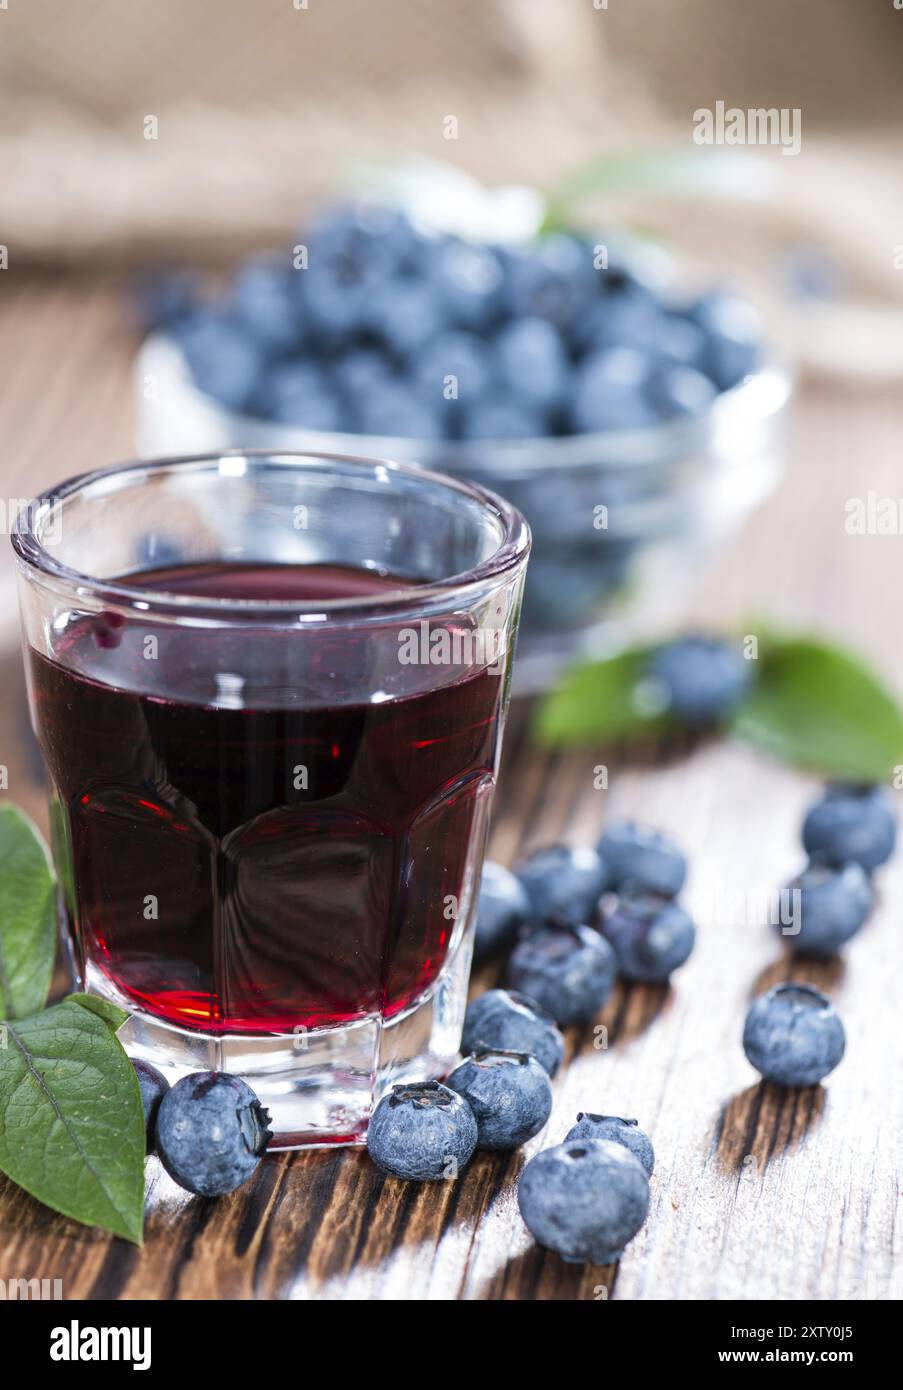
[68,993,128,1032]
[731,635,903,781]
[534,645,675,746]
[0,805,57,1020]
[540,148,776,232]
[0,995,145,1243]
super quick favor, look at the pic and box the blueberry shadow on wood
[750,953,846,1000]
[568,980,671,1067]
[713,1080,826,1176]
[487,1241,615,1302]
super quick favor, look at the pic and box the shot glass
[13,451,530,1147]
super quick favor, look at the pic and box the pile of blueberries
[128,777,896,1269]
[367,782,897,1267]
[143,201,763,441]
[367,819,696,1264]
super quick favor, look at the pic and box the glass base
[102,933,474,1150]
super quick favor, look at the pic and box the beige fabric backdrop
[2,0,902,376]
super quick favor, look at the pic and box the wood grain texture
[0,279,901,1300]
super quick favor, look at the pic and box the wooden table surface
[0,278,901,1301]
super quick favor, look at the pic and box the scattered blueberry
[505,922,617,1026]
[783,861,874,958]
[601,892,696,984]
[366,1081,477,1180]
[596,821,687,898]
[518,1139,650,1264]
[516,842,610,926]
[473,861,531,961]
[648,634,752,725]
[446,1050,552,1150]
[155,1071,272,1197]
[802,784,896,872]
[742,983,846,1087]
[461,989,565,1077]
[564,1113,655,1176]
[131,1058,170,1152]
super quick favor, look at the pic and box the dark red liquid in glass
[28,563,503,1033]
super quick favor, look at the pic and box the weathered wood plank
[0,279,901,1300]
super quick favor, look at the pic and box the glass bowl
[136,332,792,691]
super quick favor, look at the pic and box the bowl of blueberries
[136,199,792,688]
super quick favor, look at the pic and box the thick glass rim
[12,449,531,625]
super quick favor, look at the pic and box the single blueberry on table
[518,1139,650,1265]
[601,892,696,984]
[564,1114,655,1176]
[802,784,897,872]
[366,1081,477,1181]
[596,821,687,898]
[155,1071,272,1197]
[515,842,610,926]
[131,1058,170,1152]
[505,922,617,1026]
[647,634,752,725]
[782,860,874,958]
[743,983,845,1087]
[446,1050,552,1151]
[461,989,565,1077]
[473,861,531,962]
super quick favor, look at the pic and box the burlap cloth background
[2,0,902,370]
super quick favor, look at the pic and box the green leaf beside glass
[0,806,145,1243]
